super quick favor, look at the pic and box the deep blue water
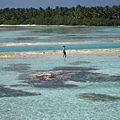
[0,42,120,52]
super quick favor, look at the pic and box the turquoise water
[0,42,120,52]
[0,26,120,120]
[0,26,120,43]
[0,26,120,52]
[0,54,120,120]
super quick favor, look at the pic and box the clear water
[0,26,120,43]
[0,26,120,120]
[0,42,120,52]
[0,26,120,52]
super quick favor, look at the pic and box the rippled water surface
[0,26,120,120]
[0,54,120,120]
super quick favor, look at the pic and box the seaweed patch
[78,93,120,101]
[0,85,41,97]
[18,66,120,88]
[15,37,37,41]
[2,63,31,72]
[68,61,90,65]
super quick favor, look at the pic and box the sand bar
[0,41,101,46]
[0,48,120,58]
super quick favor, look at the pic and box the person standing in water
[62,46,66,57]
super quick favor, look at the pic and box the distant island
[0,5,120,26]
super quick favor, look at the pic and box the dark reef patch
[68,61,90,65]
[0,85,41,97]
[18,70,78,88]
[2,63,31,72]
[53,66,96,71]
[18,66,120,88]
[15,37,37,41]
[78,93,120,101]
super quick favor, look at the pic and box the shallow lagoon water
[0,54,120,120]
[0,42,120,52]
[0,26,120,52]
[0,26,120,43]
[0,26,120,120]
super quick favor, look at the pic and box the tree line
[0,5,120,26]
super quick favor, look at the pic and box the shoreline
[0,48,120,58]
[0,24,85,27]
[0,41,108,46]
[0,24,120,27]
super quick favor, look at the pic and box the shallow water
[0,26,120,43]
[0,54,120,120]
[0,26,120,120]
[0,26,120,52]
[0,42,120,52]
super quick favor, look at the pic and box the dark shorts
[63,51,66,56]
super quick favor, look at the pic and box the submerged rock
[35,70,72,80]
[36,73,55,80]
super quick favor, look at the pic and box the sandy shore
[0,48,120,58]
[0,24,83,27]
[0,24,52,27]
[0,41,94,46]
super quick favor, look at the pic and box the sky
[0,0,120,9]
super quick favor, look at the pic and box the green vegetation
[0,5,120,26]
